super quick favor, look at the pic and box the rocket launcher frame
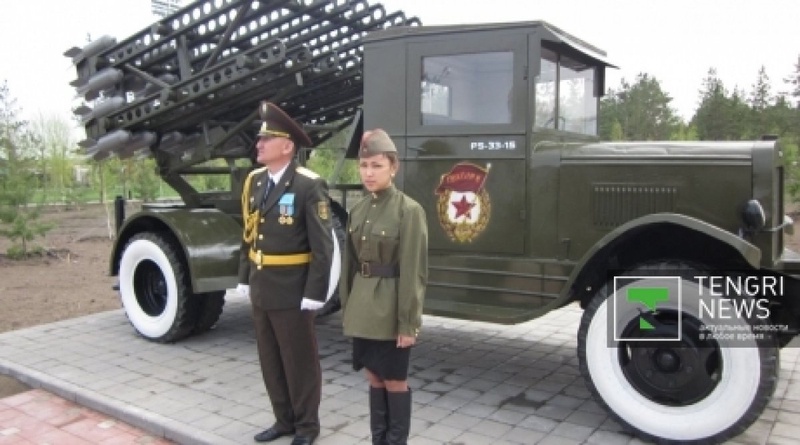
[67,0,419,168]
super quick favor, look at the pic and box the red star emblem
[451,195,475,219]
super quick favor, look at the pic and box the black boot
[369,387,389,445]
[386,390,411,445]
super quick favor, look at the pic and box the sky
[1,0,798,127]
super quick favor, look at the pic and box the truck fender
[111,208,242,294]
[558,213,762,306]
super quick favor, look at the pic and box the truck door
[399,31,529,255]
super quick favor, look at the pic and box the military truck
[66,0,800,443]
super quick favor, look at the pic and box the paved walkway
[1,292,798,444]
[0,388,172,444]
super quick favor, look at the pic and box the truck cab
[361,22,611,323]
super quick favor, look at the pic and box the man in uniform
[237,101,333,445]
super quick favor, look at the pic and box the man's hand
[236,284,250,298]
[300,298,325,311]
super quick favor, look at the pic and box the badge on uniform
[279,193,295,224]
[318,201,329,220]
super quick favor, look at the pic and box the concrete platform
[1,292,798,444]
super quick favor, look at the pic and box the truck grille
[593,185,678,228]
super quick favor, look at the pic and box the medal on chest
[279,193,295,225]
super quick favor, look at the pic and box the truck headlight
[742,199,766,231]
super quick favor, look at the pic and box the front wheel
[118,232,196,343]
[578,266,778,444]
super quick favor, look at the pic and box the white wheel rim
[585,283,761,441]
[118,239,179,339]
[327,227,341,302]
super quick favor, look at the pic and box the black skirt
[352,337,411,380]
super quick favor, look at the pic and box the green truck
[66,0,799,443]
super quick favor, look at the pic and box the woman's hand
[397,335,416,348]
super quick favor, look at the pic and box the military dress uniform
[340,185,428,361]
[339,129,427,445]
[238,102,333,444]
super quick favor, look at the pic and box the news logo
[613,276,681,342]
[610,272,785,346]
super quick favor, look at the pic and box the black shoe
[254,426,294,442]
[290,435,317,445]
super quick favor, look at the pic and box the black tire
[192,291,225,334]
[577,263,778,444]
[118,232,195,343]
[317,202,346,318]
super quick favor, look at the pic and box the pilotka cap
[257,101,313,147]
[359,129,397,158]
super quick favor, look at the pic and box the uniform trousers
[251,305,321,437]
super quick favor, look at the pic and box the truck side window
[421,52,513,126]
[535,48,598,135]
[535,48,558,130]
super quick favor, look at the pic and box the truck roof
[365,20,615,67]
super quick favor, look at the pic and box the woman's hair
[382,151,399,166]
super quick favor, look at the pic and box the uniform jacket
[239,162,333,310]
[340,186,428,340]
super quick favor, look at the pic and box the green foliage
[130,158,161,201]
[0,82,53,257]
[307,126,359,184]
[0,208,53,258]
[670,123,699,141]
[691,69,748,140]
[599,73,682,141]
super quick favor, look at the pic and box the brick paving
[0,291,798,444]
[0,388,172,444]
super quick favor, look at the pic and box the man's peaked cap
[257,101,313,147]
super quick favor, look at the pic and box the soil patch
[0,202,134,396]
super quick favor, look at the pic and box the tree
[31,113,76,203]
[748,66,774,138]
[785,54,800,108]
[130,157,161,201]
[0,81,52,257]
[691,68,750,140]
[599,73,682,141]
[782,56,800,147]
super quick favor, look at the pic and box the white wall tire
[118,233,195,342]
[578,267,777,444]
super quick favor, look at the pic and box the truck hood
[561,141,764,159]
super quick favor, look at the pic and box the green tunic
[340,186,428,340]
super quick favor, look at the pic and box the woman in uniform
[340,129,428,445]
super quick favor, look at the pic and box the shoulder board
[247,166,268,178]
[296,166,320,179]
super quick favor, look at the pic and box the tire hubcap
[619,310,722,406]
[132,260,168,316]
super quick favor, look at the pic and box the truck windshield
[421,51,513,126]
[535,47,598,135]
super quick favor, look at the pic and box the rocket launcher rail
[67,0,419,165]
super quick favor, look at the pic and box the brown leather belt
[360,261,399,278]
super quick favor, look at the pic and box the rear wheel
[118,232,195,343]
[317,203,346,317]
[577,264,778,444]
